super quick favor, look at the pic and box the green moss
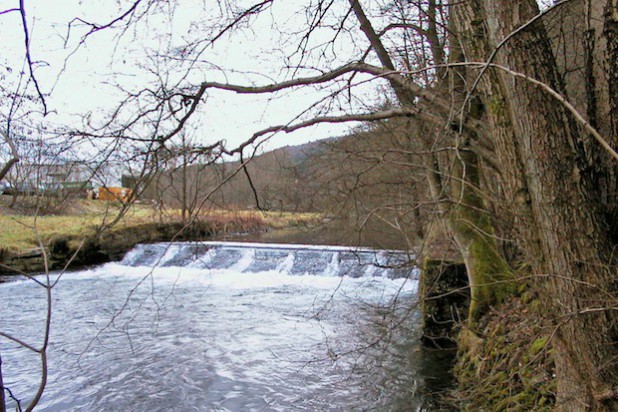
[448,149,516,322]
[520,290,534,303]
[529,299,542,314]
[529,337,548,356]
[487,96,507,118]
[455,297,555,410]
[490,323,505,337]
[467,235,517,320]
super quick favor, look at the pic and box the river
[0,242,453,411]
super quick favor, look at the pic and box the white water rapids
[0,242,437,411]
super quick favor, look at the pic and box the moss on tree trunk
[449,149,516,321]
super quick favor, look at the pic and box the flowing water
[0,242,452,411]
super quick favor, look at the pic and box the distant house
[33,162,91,187]
[5,162,93,195]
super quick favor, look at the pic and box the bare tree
[90,1,613,408]
[2,0,618,409]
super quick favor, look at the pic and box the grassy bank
[0,199,321,274]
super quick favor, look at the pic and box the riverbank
[0,199,321,275]
[454,294,555,410]
[419,254,556,410]
[1,199,555,409]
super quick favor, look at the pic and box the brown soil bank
[0,217,268,275]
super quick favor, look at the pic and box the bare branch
[19,0,47,114]
[189,61,456,124]
[196,62,384,94]
[348,0,397,72]
[66,0,145,45]
[159,61,435,146]
[240,150,265,211]
[0,263,47,288]
[379,23,428,38]
[0,332,39,354]
[0,8,19,16]
[229,107,433,155]
[207,0,273,47]
[23,229,53,412]
[0,352,6,412]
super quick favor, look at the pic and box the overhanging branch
[227,107,435,155]
[193,61,450,113]
[196,62,386,94]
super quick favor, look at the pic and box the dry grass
[0,197,322,254]
[0,203,150,252]
[2,214,99,252]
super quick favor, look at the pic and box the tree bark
[601,0,618,238]
[350,0,516,321]
[448,149,515,319]
[445,20,517,320]
[454,0,618,409]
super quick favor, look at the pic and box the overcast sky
[1,1,387,156]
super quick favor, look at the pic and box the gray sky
[2,1,386,155]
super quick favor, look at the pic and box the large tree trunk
[550,0,618,241]
[448,149,515,320]
[454,0,618,409]
[350,0,516,321]
[445,27,517,320]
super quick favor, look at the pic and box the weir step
[120,241,417,279]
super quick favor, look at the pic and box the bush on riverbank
[419,236,557,410]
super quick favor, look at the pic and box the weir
[121,241,417,279]
[0,242,437,411]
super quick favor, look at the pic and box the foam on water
[119,241,417,280]
[0,242,423,411]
